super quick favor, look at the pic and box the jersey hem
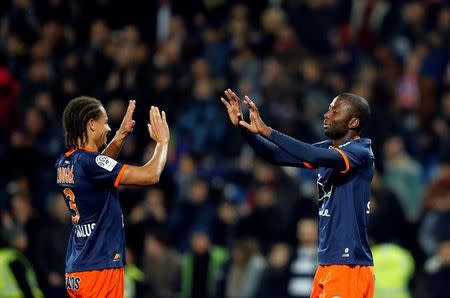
[66,262,124,273]
[318,261,374,266]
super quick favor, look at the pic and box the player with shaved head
[221,89,375,298]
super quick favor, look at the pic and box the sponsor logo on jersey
[66,276,80,290]
[95,155,117,172]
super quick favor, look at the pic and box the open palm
[220,89,242,126]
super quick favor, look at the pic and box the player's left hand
[240,96,272,137]
[117,99,136,137]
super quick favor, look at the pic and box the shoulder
[55,154,67,167]
[313,140,333,148]
[339,138,372,154]
[338,138,374,166]
[79,152,119,172]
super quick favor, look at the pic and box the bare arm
[120,106,170,185]
[102,100,136,159]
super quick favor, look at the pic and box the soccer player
[221,89,375,297]
[55,96,169,298]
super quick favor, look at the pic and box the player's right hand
[220,88,242,126]
[240,96,272,137]
[147,106,170,144]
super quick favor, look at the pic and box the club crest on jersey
[66,276,80,290]
[95,155,117,172]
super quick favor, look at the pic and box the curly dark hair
[62,96,102,150]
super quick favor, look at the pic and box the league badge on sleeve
[95,155,117,172]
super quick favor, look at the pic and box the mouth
[323,123,330,129]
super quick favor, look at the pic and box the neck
[332,133,360,147]
[76,139,98,151]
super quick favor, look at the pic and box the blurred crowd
[1,0,450,297]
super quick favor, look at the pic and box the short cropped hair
[338,93,371,130]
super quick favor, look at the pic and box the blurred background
[0,0,449,297]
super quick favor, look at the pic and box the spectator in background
[369,174,415,298]
[0,67,19,136]
[371,241,414,298]
[0,234,43,298]
[169,177,216,252]
[212,199,239,249]
[383,135,424,222]
[2,192,43,269]
[35,193,71,298]
[419,177,450,258]
[124,247,145,298]
[142,229,181,298]
[423,229,450,298]
[128,188,168,259]
[287,218,318,298]
[254,242,291,298]
[177,77,227,156]
[216,237,266,298]
[181,227,228,298]
[238,182,285,255]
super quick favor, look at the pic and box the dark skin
[221,89,360,147]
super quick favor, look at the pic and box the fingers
[224,90,233,102]
[239,120,252,130]
[220,97,231,108]
[125,100,136,119]
[224,88,240,103]
[243,96,258,111]
[161,110,167,123]
[150,105,164,128]
[228,88,241,103]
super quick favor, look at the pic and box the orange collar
[65,146,96,157]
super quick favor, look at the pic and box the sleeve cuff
[114,164,128,188]
[331,147,350,173]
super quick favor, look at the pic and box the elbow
[146,173,160,185]
[306,155,319,165]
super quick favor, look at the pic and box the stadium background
[1,0,449,297]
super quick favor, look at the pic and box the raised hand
[240,96,272,137]
[117,100,136,136]
[220,88,242,126]
[147,106,170,144]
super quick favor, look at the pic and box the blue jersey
[313,138,374,266]
[55,147,128,273]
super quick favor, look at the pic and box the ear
[349,117,359,129]
[88,118,96,132]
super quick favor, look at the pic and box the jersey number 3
[63,188,80,224]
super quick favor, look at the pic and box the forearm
[142,141,169,183]
[120,141,169,186]
[102,132,126,159]
[268,129,346,169]
[241,128,301,166]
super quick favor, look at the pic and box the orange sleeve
[331,147,350,173]
[114,164,128,188]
